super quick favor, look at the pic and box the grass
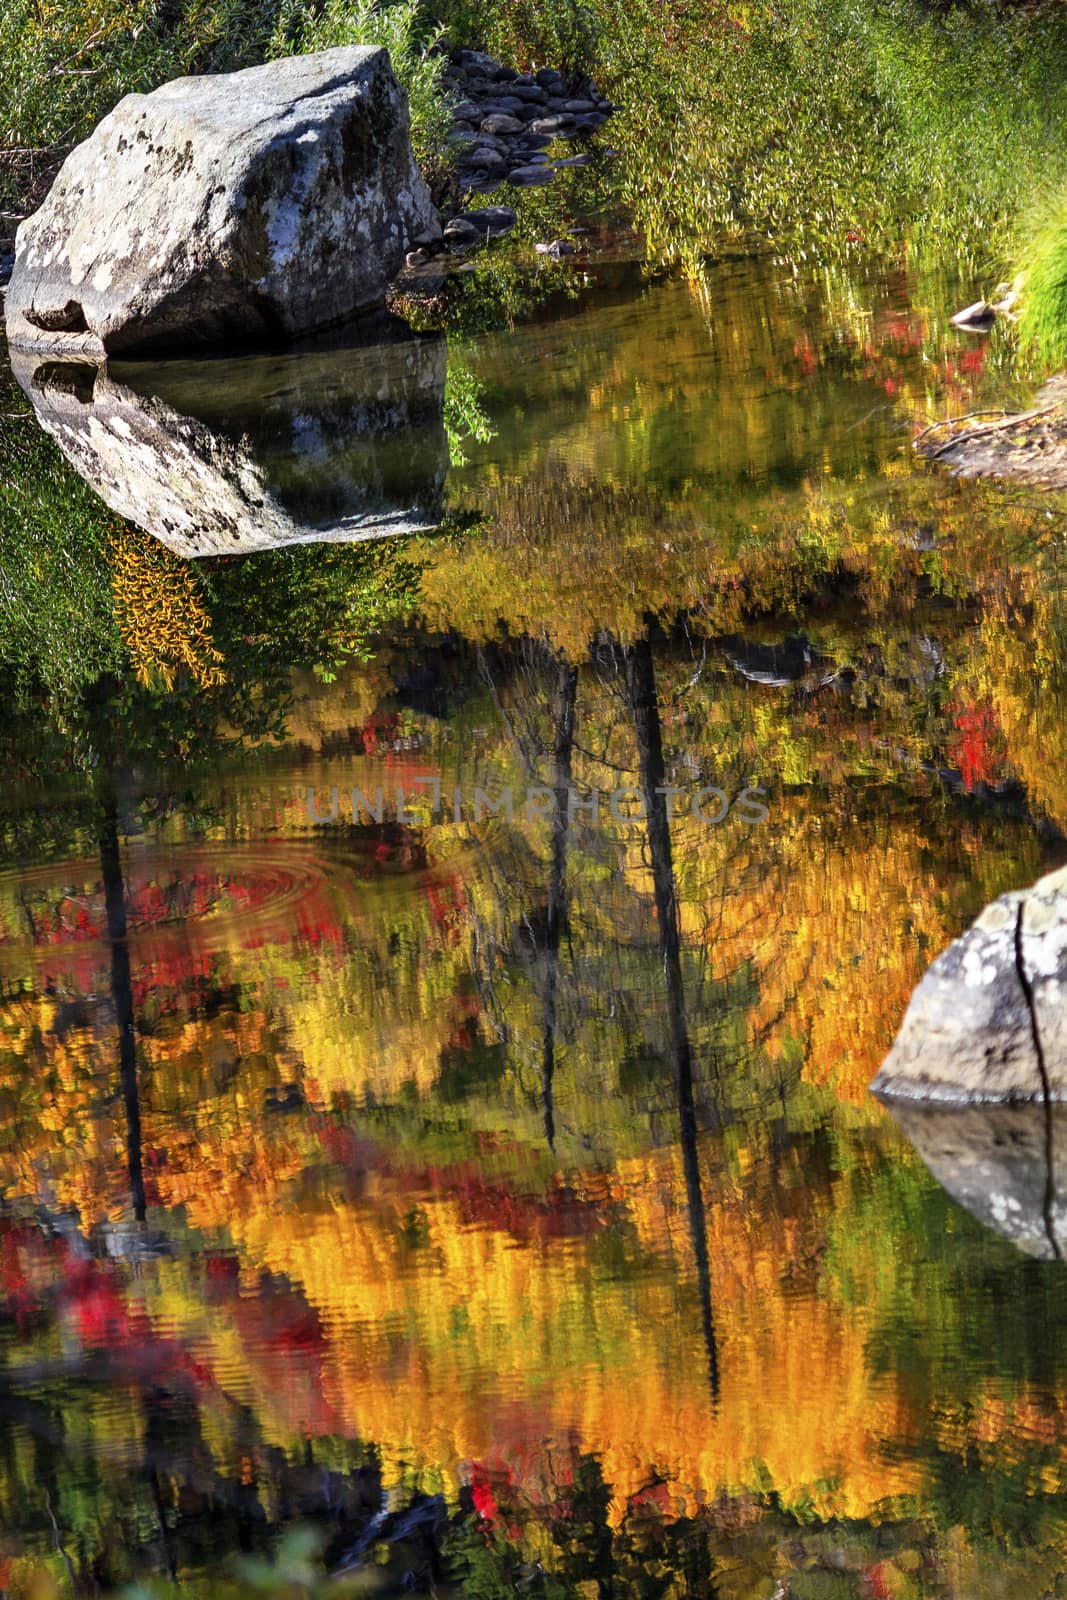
[1018,191,1067,370]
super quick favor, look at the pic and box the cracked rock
[872,863,1067,1103]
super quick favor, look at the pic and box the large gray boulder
[4,48,439,357]
[11,319,447,555]
[872,864,1067,1104]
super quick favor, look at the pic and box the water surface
[3,248,1067,1595]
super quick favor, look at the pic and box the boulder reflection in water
[884,1101,1067,1259]
[9,314,448,556]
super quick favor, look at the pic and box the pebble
[459,146,507,173]
[456,49,505,75]
[443,217,486,245]
[458,205,517,234]
[507,165,555,187]
[528,116,574,137]
[481,113,525,136]
[442,49,614,232]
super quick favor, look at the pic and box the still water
[4,247,1067,1595]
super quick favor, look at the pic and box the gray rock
[553,154,591,167]
[480,113,525,136]
[535,68,565,89]
[528,116,575,137]
[10,319,447,554]
[535,239,576,257]
[563,98,597,113]
[458,146,507,174]
[507,166,555,188]
[451,100,482,122]
[442,217,486,246]
[509,85,548,103]
[454,50,505,78]
[872,863,1067,1104]
[5,48,438,357]
[457,206,516,235]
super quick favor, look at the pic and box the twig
[925,406,1060,460]
[912,409,1012,447]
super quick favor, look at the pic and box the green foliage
[443,352,495,464]
[1018,193,1067,368]
[0,411,122,698]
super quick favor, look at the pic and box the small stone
[451,100,482,122]
[455,49,505,77]
[535,239,576,257]
[447,126,477,145]
[458,146,507,173]
[510,151,548,167]
[481,113,525,136]
[563,98,597,113]
[443,217,484,242]
[507,165,555,187]
[553,153,590,167]
[509,84,549,104]
[535,68,565,89]
[529,115,575,136]
[405,247,432,267]
[458,205,517,235]
[512,73,537,87]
